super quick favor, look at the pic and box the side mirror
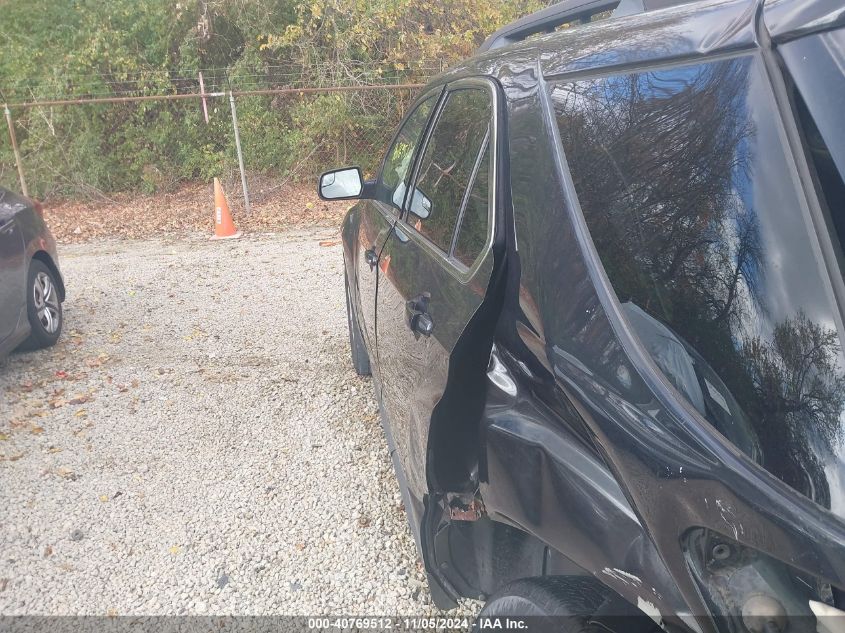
[408,188,432,219]
[318,167,363,200]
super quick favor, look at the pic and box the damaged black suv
[319,0,845,630]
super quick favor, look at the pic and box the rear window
[777,27,845,193]
[453,142,491,267]
[778,28,845,262]
[551,56,845,509]
[793,87,845,261]
[409,88,491,253]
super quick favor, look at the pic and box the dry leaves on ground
[43,181,350,244]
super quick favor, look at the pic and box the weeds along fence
[0,63,445,206]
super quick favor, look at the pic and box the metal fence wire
[0,64,444,202]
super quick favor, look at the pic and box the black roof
[418,0,840,100]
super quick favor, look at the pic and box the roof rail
[477,0,621,53]
[476,0,695,53]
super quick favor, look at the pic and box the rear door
[353,92,441,365]
[375,79,498,498]
[0,193,26,342]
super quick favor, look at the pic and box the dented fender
[480,345,688,625]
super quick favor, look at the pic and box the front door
[0,198,26,342]
[354,92,441,369]
[375,80,498,499]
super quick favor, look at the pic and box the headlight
[683,528,839,633]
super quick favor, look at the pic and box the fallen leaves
[48,392,92,409]
[73,420,95,436]
[85,353,110,369]
[42,181,349,244]
[56,467,79,481]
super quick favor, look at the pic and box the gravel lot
[0,231,475,616]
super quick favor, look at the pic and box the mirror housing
[407,187,432,219]
[318,167,364,201]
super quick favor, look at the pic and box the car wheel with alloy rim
[18,259,63,351]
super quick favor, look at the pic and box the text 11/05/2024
[306,616,482,630]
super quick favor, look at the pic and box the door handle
[405,293,434,339]
[364,247,378,270]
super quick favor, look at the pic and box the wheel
[18,260,63,351]
[476,577,620,633]
[345,269,371,376]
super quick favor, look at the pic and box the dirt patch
[42,181,350,244]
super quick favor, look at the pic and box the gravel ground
[0,231,478,617]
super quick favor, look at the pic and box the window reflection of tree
[413,90,490,251]
[552,59,845,508]
[378,98,435,210]
[454,143,491,267]
[742,313,845,508]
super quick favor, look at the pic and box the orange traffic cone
[210,178,241,240]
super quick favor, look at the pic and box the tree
[3,0,546,195]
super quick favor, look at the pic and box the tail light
[28,197,44,217]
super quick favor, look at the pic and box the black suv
[319,0,845,630]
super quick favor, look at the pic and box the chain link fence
[0,63,446,204]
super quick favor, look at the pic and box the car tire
[18,259,63,351]
[476,577,612,633]
[345,269,371,376]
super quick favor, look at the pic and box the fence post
[228,90,250,214]
[4,104,29,197]
[198,71,209,124]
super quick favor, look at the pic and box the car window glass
[409,88,491,252]
[779,29,845,264]
[377,96,436,214]
[453,141,490,267]
[551,57,845,510]
[779,29,845,209]
[793,87,845,260]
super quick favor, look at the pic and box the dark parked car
[321,0,845,630]
[0,187,64,357]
